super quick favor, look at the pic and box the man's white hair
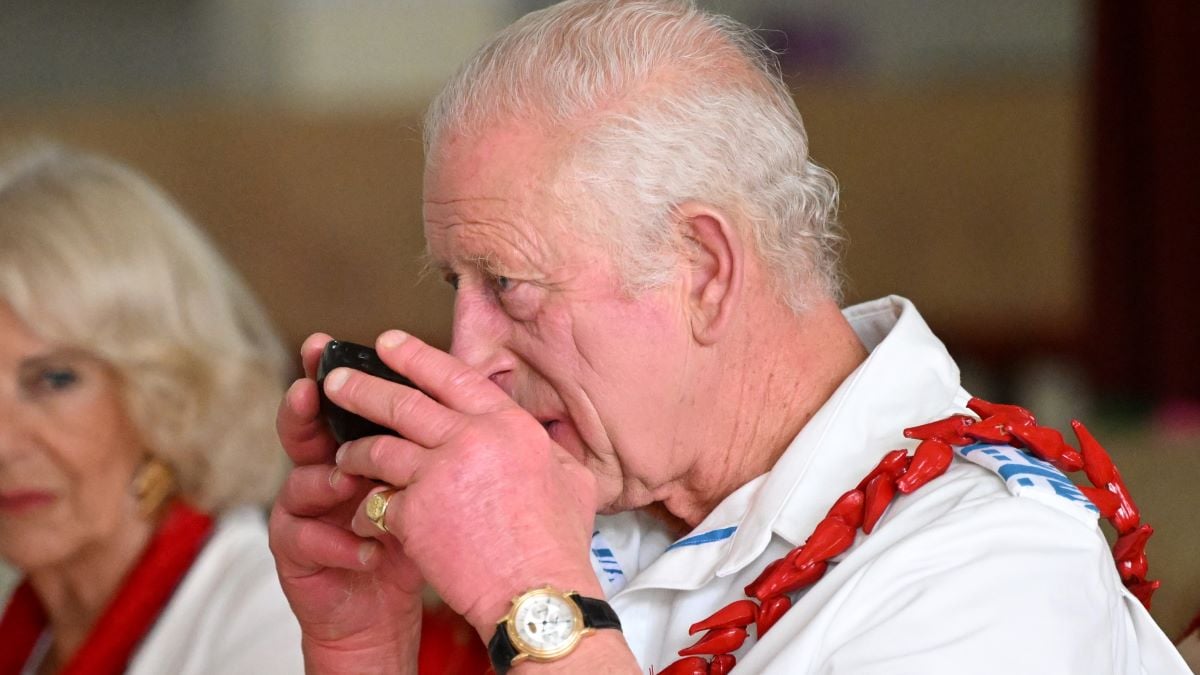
[424,0,843,310]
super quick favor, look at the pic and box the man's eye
[444,272,460,290]
[495,275,512,292]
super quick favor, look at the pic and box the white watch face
[510,590,583,658]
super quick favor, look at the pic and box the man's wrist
[469,572,606,641]
[301,618,421,675]
[303,641,415,675]
[484,583,623,675]
[302,634,420,667]
[507,628,639,674]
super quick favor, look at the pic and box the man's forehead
[422,126,587,269]
[425,208,548,266]
[426,121,563,185]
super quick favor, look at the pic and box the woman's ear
[674,201,744,345]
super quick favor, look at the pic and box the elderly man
[268,1,1189,673]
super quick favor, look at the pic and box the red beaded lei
[655,397,1158,675]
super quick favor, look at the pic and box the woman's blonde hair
[0,142,291,511]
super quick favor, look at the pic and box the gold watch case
[502,586,595,665]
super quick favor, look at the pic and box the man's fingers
[275,463,363,518]
[301,332,334,380]
[375,330,512,414]
[270,507,381,574]
[323,367,460,448]
[349,486,408,540]
[335,435,424,488]
[277,378,338,465]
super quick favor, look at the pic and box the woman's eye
[495,275,512,292]
[39,367,79,391]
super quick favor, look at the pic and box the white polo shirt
[589,296,1188,674]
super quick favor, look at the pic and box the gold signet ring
[366,490,397,534]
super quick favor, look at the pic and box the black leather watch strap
[487,593,621,675]
[572,594,622,630]
[488,624,521,675]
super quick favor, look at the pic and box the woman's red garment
[0,502,213,675]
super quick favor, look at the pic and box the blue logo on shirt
[958,443,1099,516]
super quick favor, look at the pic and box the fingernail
[285,379,305,404]
[358,540,378,566]
[335,444,347,465]
[328,467,342,488]
[324,368,349,392]
[379,330,410,350]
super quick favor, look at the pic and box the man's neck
[659,296,868,529]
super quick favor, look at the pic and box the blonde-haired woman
[0,144,303,674]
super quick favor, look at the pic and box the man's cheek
[547,419,588,463]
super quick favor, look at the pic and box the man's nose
[448,294,515,395]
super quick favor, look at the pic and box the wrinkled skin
[270,122,737,673]
[269,334,426,672]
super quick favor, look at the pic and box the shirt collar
[714,295,966,576]
[617,471,767,593]
[614,296,967,593]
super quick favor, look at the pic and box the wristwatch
[487,586,622,674]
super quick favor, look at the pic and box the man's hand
[268,333,424,674]
[327,330,603,637]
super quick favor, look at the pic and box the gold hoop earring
[133,456,177,518]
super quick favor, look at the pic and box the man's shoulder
[814,450,1116,626]
[952,442,1102,521]
[876,448,1106,555]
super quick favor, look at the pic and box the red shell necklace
[654,397,1158,675]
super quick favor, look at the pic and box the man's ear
[675,201,744,345]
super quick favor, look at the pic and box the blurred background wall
[1,0,1196,639]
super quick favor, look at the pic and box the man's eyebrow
[418,249,508,279]
[419,246,492,268]
[468,252,509,275]
[423,196,507,206]
[417,249,450,282]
